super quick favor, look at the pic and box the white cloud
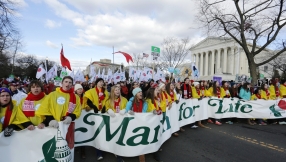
[45,19,62,29]
[43,0,204,54]
[46,40,59,49]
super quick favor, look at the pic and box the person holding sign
[18,80,46,128]
[181,78,192,99]
[36,76,82,129]
[207,81,222,125]
[221,81,231,98]
[269,79,280,100]
[105,86,128,117]
[260,83,270,100]
[83,78,109,161]
[158,82,172,112]
[0,88,34,137]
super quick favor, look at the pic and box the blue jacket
[239,88,251,100]
[125,97,148,112]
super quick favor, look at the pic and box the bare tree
[197,0,286,83]
[265,52,286,78]
[131,53,149,69]
[160,37,190,79]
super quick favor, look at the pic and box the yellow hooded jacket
[208,87,223,98]
[83,87,109,110]
[260,90,270,100]
[36,88,82,121]
[192,87,201,99]
[159,92,171,112]
[269,85,278,100]
[280,84,286,98]
[145,99,158,112]
[0,100,30,132]
[105,96,128,112]
[18,95,46,126]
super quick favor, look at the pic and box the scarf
[3,105,12,129]
[133,99,143,112]
[162,91,169,105]
[95,87,105,110]
[170,90,174,101]
[275,86,280,97]
[153,98,161,111]
[196,88,200,96]
[223,87,230,97]
[23,92,45,117]
[114,97,121,113]
[200,86,205,96]
[121,86,129,95]
[216,87,221,98]
[60,87,76,116]
[183,84,188,98]
[80,97,83,105]
[256,94,261,99]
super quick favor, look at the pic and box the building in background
[85,59,121,75]
[189,37,280,81]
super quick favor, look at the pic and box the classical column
[230,48,235,75]
[223,48,228,73]
[204,52,209,76]
[195,54,199,67]
[200,53,204,76]
[217,49,221,73]
[211,50,215,75]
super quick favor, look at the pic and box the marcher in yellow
[36,76,82,129]
[0,88,34,137]
[157,82,170,112]
[18,80,46,127]
[105,86,128,117]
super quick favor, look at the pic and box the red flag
[114,51,134,63]
[60,46,72,71]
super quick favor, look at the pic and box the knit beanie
[74,84,83,92]
[132,87,142,96]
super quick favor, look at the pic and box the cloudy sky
[15,0,204,70]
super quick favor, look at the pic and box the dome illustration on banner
[39,129,72,162]
[269,99,286,117]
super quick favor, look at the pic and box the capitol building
[190,37,279,81]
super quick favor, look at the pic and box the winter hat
[95,78,104,86]
[74,84,83,92]
[132,87,142,96]
[193,82,200,87]
[158,83,165,89]
[0,88,12,96]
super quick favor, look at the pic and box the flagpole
[113,46,115,73]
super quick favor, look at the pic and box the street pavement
[74,121,286,162]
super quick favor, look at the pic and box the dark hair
[146,88,156,104]
[0,95,13,111]
[62,76,73,83]
[212,81,219,95]
[254,88,260,94]
[165,83,171,95]
[184,78,189,82]
[242,82,250,92]
[28,80,44,92]
[260,83,267,91]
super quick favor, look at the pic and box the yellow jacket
[250,94,266,100]
[269,85,278,100]
[105,96,128,112]
[83,87,109,110]
[0,100,29,132]
[202,88,211,97]
[261,90,269,100]
[280,84,286,98]
[36,88,82,121]
[221,87,231,98]
[169,90,178,101]
[18,95,46,126]
[159,92,170,112]
[208,87,223,98]
[145,99,158,112]
[192,87,201,99]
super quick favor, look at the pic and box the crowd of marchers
[0,76,286,162]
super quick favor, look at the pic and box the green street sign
[151,46,160,53]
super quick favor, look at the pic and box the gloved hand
[63,116,72,124]
[4,127,14,137]
[175,100,179,104]
[156,109,162,115]
[128,110,134,115]
[119,109,126,115]
[108,109,116,117]
[49,120,59,128]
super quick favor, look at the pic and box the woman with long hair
[1,88,34,137]
[105,86,128,116]
[230,83,239,98]
[269,79,280,100]
[221,81,231,98]
[18,80,46,128]
[207,81,222,125]
[239,82,254,125]
[260,83,270,100]
[192,82,207,128]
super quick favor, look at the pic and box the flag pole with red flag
[60,44,72,71]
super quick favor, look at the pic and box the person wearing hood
[9,81,27,105]
[0,88,34,137]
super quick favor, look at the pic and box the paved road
[74,121,286,162]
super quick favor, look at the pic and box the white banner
[1,98,286,161]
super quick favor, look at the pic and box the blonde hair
[108,86,121,106]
